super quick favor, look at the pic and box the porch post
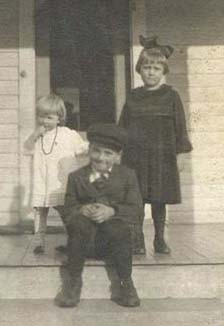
[129,0,147,88]
[19,0,36,220]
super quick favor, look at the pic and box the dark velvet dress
[119,84,192,204]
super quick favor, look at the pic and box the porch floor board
[0,222,223,267]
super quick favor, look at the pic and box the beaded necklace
[41,126,58,155]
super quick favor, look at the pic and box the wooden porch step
[0,298,223,326]
[0,263,223,300]
[0,223,223,300]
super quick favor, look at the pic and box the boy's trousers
[66,215,133,280]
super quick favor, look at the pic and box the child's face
[140,61,164,88]
[38,112,59,131]
[89,143,121,173]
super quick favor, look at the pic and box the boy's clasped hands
[80,203,115,224]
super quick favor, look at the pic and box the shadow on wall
[8,185,32,226]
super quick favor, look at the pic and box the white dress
[32,126,88,207]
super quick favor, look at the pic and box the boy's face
[89,143,121,173]
[38,113,59,131]
[140,61,165,88]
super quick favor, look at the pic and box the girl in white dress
[29,94,88,254]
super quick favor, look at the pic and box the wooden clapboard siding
[167,211,224,224]
[186,116,224,132]
[0,111,18,124]
[169,74,224,88]
[0,168,19,184]
[179,88,224,103]
[144,0,224,223]
[169,59,224,74]
[0,125,18,138]
[0,0,19,225]
[181,184,224,198]
[0,197,19,212]
[0,95,18,109]
[0,183,19,197]
[0,52,18,66]
[0,67,19,80]
[0,81,18,95]
[0,212,19,225]
[0,154,18,167]
[0,139,18,153]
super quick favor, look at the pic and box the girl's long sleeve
[173,91,193,154]
[118,103,130,128]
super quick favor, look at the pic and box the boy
[55,123,143,308]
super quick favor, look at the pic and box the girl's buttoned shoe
[153,218,171,254]
[154,237,171,254]
[33,233,45,255]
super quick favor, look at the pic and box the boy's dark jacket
[64,164,144,225]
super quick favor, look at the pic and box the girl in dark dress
[119,36,192,254]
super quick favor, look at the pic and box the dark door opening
[36,0,130,131]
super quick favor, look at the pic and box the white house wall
[0,0,223,224]
[0,1,20,225]
[145,0,224,223]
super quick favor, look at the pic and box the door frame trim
[19,0,36,219]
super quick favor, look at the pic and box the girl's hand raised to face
[34,125,46,140]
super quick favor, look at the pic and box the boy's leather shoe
[115,278,140,307]
[154,238,171,254]
[55,275,82,308]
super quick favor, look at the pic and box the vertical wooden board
[114,54,126,121]
[19,0,35,221]
[130,0,146,88]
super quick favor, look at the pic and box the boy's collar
[90,165,113,174]
[89,166,112,183]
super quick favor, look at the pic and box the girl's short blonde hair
[136,48,169,75]
[36,94,66,125]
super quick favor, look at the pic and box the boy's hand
[80,204,98,218]
[80,203,115,223]
[90,203,115,224]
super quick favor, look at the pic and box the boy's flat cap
[87,123,127,152]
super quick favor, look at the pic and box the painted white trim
[19,0,36,220]
[129,0,147,88]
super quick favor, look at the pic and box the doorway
[35,0,130,130]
